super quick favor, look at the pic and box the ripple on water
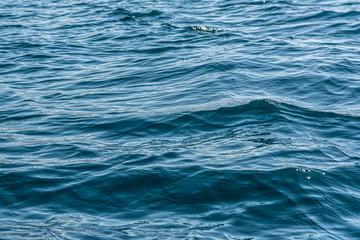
[1,0,360,239]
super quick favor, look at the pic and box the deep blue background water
[1,0,360,239]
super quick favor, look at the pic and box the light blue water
[1,0,360,239]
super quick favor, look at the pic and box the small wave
[120,15,148,23]
[184,25,223,33]
[161,22,179,29]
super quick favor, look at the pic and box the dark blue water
[1,0,360,239]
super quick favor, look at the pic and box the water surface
[1,0,360,239]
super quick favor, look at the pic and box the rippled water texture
[1,0,360,239]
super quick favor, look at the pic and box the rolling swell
[1,99,360,239]
[1,0,360,239]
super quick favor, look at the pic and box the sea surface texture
[1,0,360,239]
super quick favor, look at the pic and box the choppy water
[1,0,360,239]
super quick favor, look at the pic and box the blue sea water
[1,0,360,239]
